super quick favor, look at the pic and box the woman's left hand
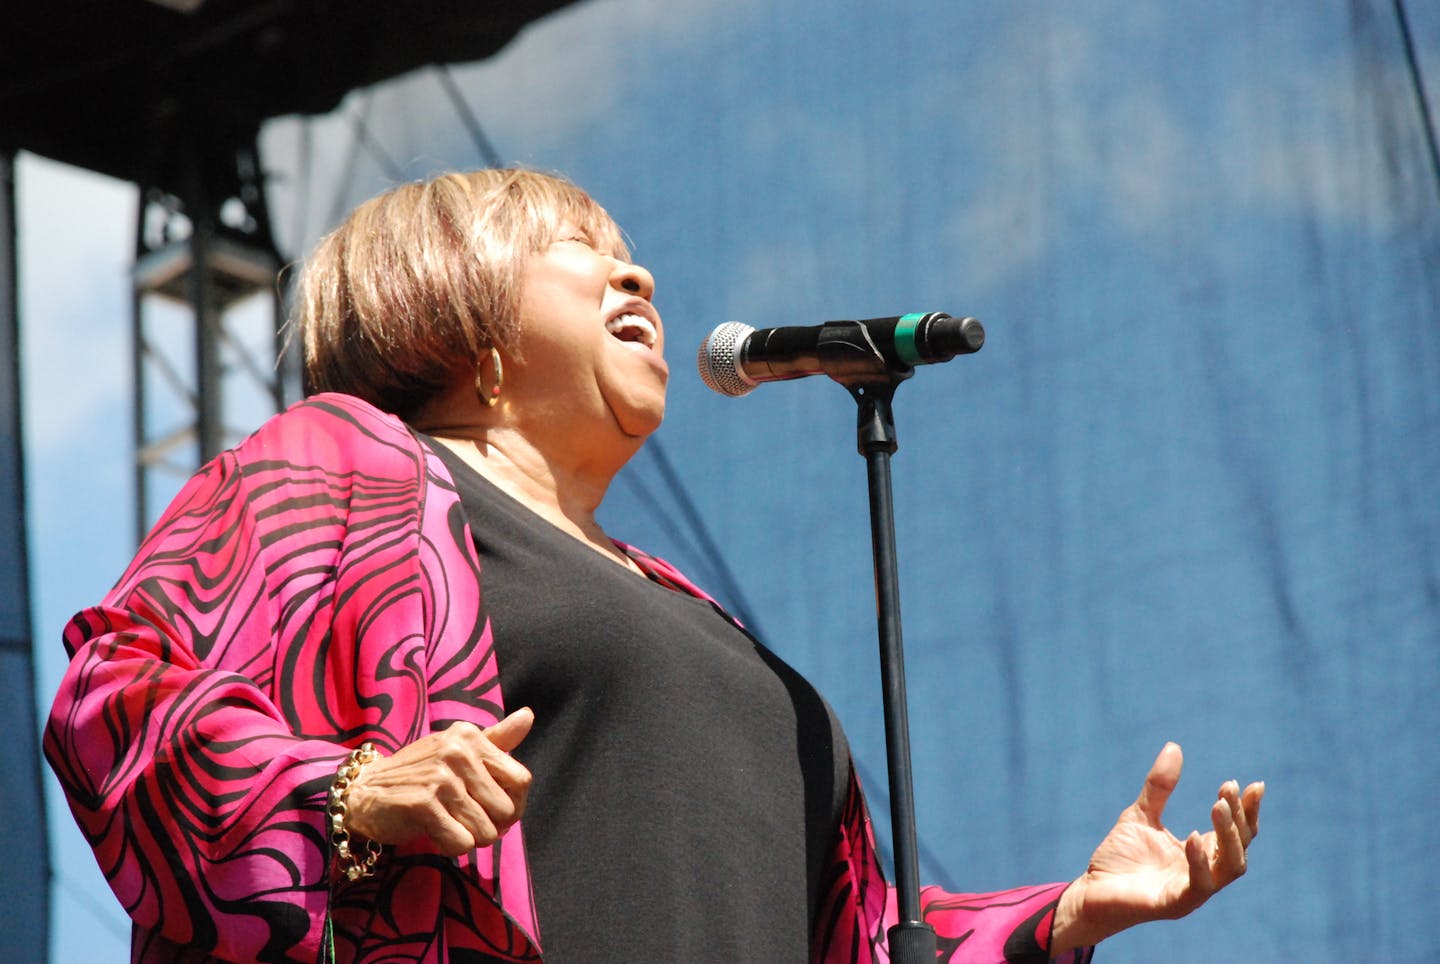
[1049,742,1264,955]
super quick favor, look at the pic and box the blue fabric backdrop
[267,3,1439,957]
[26,0,1439,960]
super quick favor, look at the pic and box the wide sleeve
[43,398,451,963]
[814,766,1093,963]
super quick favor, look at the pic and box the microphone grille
[696,321,757,397]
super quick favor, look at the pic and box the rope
[437,66,504,169]
[1394,0,1440,207]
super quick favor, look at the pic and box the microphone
[696,312,985,397]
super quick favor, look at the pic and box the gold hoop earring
[475,346,503,408]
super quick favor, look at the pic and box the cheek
[515,315,602,370]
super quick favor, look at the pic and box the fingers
[484,707,535,753]
[441,718,532,842]
[1217,779,1252,849]
[344,713,534,856]
[1210,792,1247,883]
[1134,742,1184,826]
[1184,830,1216,904]
[407,740,531,855]
[1242,780,1265,839]
[1220,777,1265,845]
[1208,777,1264,886]
[427,793,499,856]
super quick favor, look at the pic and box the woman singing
[46,169,1262,962]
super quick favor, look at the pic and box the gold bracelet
[328,742,382,881]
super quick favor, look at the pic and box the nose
[611,260,655,301]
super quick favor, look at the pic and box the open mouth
[605,312,657,349]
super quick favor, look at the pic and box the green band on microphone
[895,313,924,365]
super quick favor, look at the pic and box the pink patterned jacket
[46,394,1090,963]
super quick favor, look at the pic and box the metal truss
[131,135,298,543]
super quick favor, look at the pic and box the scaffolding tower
[130,135,297,542]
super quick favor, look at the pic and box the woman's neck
[408,378,649,571]
[423,428,642,574]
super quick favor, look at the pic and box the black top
[424,439,850,962]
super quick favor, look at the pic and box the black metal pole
[851,382,936,963]
[812,315,983,961]
[1,146,52,964]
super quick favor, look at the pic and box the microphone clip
[815,320,916,392]
[812,323,913,456]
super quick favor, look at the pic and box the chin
[616,404,666,441]
[626,412,666,440]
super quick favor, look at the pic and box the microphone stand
[816,324,936,963]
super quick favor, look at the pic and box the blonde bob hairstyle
[296,168,629,420]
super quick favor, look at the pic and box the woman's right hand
[343,708,534,856]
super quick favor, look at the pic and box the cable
[346,102,406,183]
[324,93,377,228]
[288,119,312,258]
[1394,0,1440,206]
[437,66,504,169]
[613,466,710,567]
[640,437,763,630]
[54,870,131,942]
[851,756,960,890]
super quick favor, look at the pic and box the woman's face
[507,222,668,442]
